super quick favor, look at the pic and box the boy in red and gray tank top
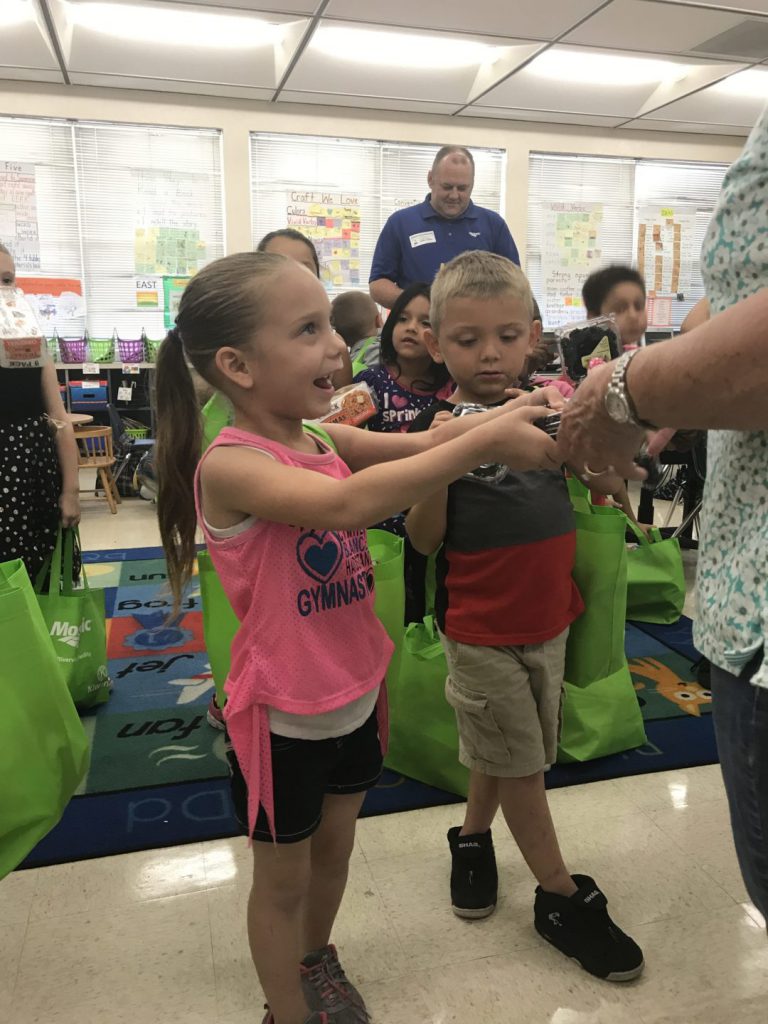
[407,251,644,985]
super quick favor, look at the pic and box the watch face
[605,388,631,424]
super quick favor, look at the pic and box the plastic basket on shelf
[47,336,59,361]
[59,337,89,364]
[88,337,115,363]
[146,337,164,362]
[117,337,146,363]
[122,416,150,441]
[125,425,150,440]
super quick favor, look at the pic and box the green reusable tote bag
[385,615,469,797]
[34,529,111,709]
[564,478,629,688]
[0,559,89,879]
[198,550,240,710]
[199,528,404,710]
[626,521,686,624]
[201,391,234,452]
[364,529,404,685]
[558,662,647,763]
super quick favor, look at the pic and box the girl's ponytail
[156,327,201,610]
[153,250,289,609]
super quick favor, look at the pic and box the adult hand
[59,491,81,528]
[556,361,646,481]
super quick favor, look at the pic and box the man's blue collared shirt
[369,195,520,288]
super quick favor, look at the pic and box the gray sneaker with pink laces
[300,944,370,1023]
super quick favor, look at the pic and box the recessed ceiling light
[0,0,35,28]
[528,48,689,87]
[312,26,503,70]
[712,68,768,97]
[66,2,284,49]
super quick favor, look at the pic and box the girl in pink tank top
[154,251,565,1024]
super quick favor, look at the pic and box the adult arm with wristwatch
[556,287,768,477]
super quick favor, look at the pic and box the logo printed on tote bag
[50,618,93,648]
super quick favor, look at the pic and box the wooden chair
[75,426,121,515]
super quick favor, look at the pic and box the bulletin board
[286,190,361,288]
[540,201,605,325]
[0,161,40,271]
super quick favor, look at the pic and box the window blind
[0,116,84,335]
[250,133,506,298]
[251,133,381,296]
[634,159,727,330]
[527,153,636,329]
[528,152,728,332]
[74,122,225,337]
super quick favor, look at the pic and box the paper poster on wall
[0,162,40,271]
[135,277,163,309]
[286,190,361,288]
[636,206,696,298]
[540,202,605,327]
[16,277,84,322]
[163,276,190,328]
[135,227,206,276]
[646,295,674,329]
[133,168,208,276]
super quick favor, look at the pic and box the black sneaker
[534,874,644,982]
[447,826,498,919]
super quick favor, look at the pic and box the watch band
[608,350,657,430]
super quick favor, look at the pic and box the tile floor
[2,498,765,1024]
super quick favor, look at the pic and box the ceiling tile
[624,116,751,135]
[475,46,707,118]
[565,1,746,54]
[644,72,768,126]
[0,67,64,84]
[52,1,307,89]
[288,23,525,104]
[323,0,603,39]
[277,90,461,115]
[150,0,318,10]
[68,71,275,99]
[0,7,59,71]
[458,106,626,127]
[654,0,768,13]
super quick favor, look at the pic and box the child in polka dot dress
[0,244,80,579]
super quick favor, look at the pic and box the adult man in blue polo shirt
[369,145,520,308]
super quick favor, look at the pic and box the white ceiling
[1,0,767,134]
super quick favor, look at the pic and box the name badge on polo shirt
[409,230,436,248]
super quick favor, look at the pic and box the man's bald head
[427,146,475,219]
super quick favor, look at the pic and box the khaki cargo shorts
[439,628,569,778]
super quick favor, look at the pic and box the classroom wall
[0,80,746,266]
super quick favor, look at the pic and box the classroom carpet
[20,548,715,868]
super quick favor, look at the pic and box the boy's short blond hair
[330,290,379,346]
[430,251,534,336]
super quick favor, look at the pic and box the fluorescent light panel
[312,25,503,70]
[0,0,36,28]
[712,68,768,97]
[65,2,284,49]
[528,48,690,87]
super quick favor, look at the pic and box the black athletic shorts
[227,706,383,844]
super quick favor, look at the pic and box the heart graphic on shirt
[296,530,343,584]
[391,394,410,410]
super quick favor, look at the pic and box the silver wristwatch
[604,350,656,429]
